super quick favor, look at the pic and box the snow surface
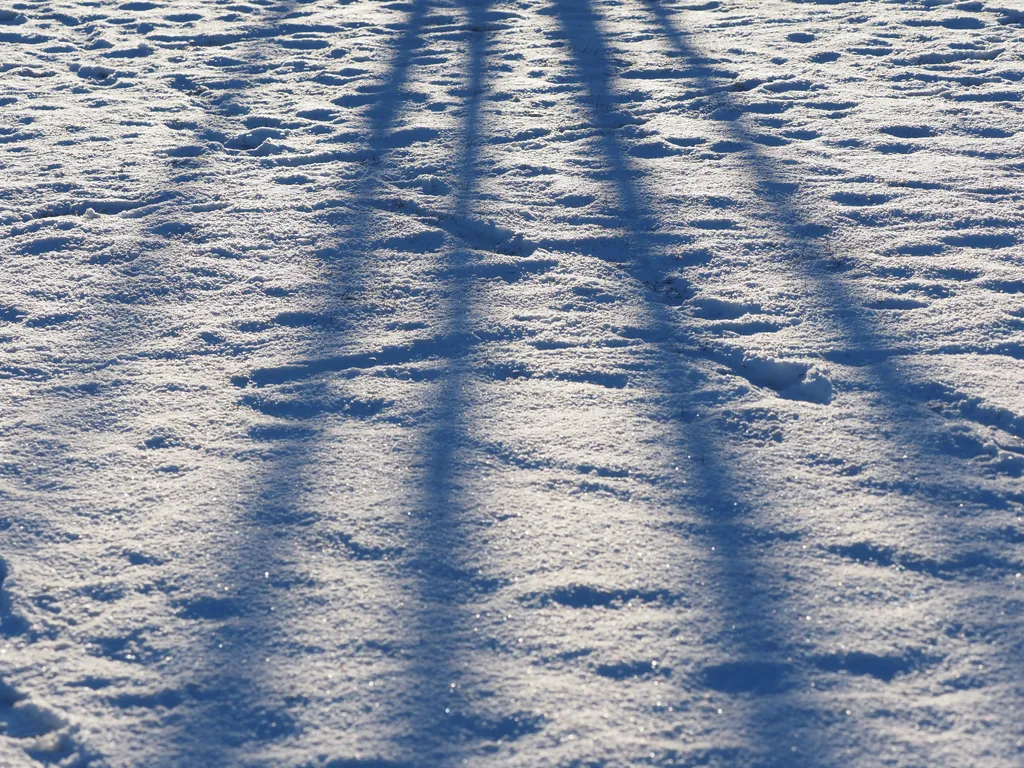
[1,0,1023,765]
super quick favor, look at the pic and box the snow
[1,0,1023,765]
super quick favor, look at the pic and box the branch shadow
[5,0,1019,765]
[635,0,1024,756]
[136,0,1024,763]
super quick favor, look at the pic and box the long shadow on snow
[638,0,1021,511]
[147,2,453,765]
[174,1,537,765]
[637,0,1024,752]
[547,0,865,764]
[554,0,1020,762]
[381,1,547,763]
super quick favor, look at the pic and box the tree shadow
[543,0,898,763]
[543,0,1022,762]
[365,1,549,763]
[5,0,1020,765]
[164,0,541,764]
[143,2,456,765]
[107,0,1024,764]
[637,0,1022,512]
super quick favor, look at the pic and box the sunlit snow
[1,0,1023,766]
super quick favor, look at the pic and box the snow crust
[1,0,1023,765]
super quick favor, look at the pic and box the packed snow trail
[1,0,1023,766]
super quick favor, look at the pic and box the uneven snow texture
[1,0,1023,765]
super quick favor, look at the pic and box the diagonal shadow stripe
[544,0,868,763]
[146,2,446,764]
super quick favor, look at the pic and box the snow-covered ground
[1,0,1023,765]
